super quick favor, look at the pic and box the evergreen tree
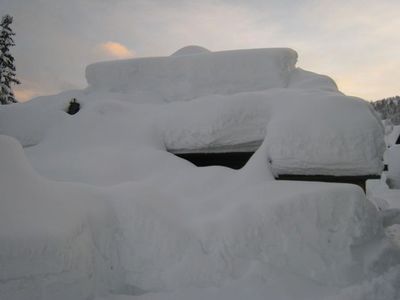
[372,96,400,125]
[0,14,20,105]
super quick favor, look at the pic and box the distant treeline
[372,96,400,125]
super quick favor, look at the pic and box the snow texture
[1,53,384,176]
[0,135,123,300]
[384,124,400,147]
[0,46,397,300]
[85,48,297,102]
[387,145,400,188]
[367,125,400,213]
[170,45,211,56]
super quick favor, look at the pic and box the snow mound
[288,68,339,92]
[0,135,122,300]
[85,47,297,101]
[0,98,68,147]
[171,45,211,56]
[114,181,385,292]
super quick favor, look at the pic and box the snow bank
[98,267,400,300]
[288,67,339,92]
[385,124,400,147]
[114,181,385,292]
[0,135,123,300]
[85,48,297,102]
[0,98,68,147]
[387,145,400,188]
[325,266,400,300]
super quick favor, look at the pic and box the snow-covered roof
[85,47,298,102]
[171,45,211,56]
[1,47,385,177]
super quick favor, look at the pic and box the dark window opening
[276,174,379,191]
[174,151,379,191]
[175,152,253,169]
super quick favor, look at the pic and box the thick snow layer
[99,268,400,300]
[85,48,297,102]
[161,90,384,176]
[1,91,383,177]
[171,45,211,56]
[367,145,400,213]
[0,97,68,147]
[114,181,385,291]
[2,47,384,176]
[0,135,123,300]
[0,46,396,299]
[288,67,339,92]
[2,131,398,300]
[385,124,400,147]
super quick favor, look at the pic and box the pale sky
[1,0,399,102]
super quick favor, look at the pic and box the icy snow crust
[0,47,397,299]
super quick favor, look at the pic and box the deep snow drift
[0,135,123,300]
[0,46,397,300]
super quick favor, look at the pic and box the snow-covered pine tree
[0,14,20,104]
[372,96,400,125]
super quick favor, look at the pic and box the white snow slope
[0,47,397,300]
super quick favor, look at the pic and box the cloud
[96,41,135,59]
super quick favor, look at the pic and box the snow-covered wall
[86,48,297,102]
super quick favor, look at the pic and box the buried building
[85,46,384,189]
[0,46,395,300]
[0,46,385,189]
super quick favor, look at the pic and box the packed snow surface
[384,124,400,147]
[0,46,396,300]
[387,145,400,188]
[171,45,211,56]
[85,47,297,102]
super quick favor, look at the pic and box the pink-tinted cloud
[97,41,135,59]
